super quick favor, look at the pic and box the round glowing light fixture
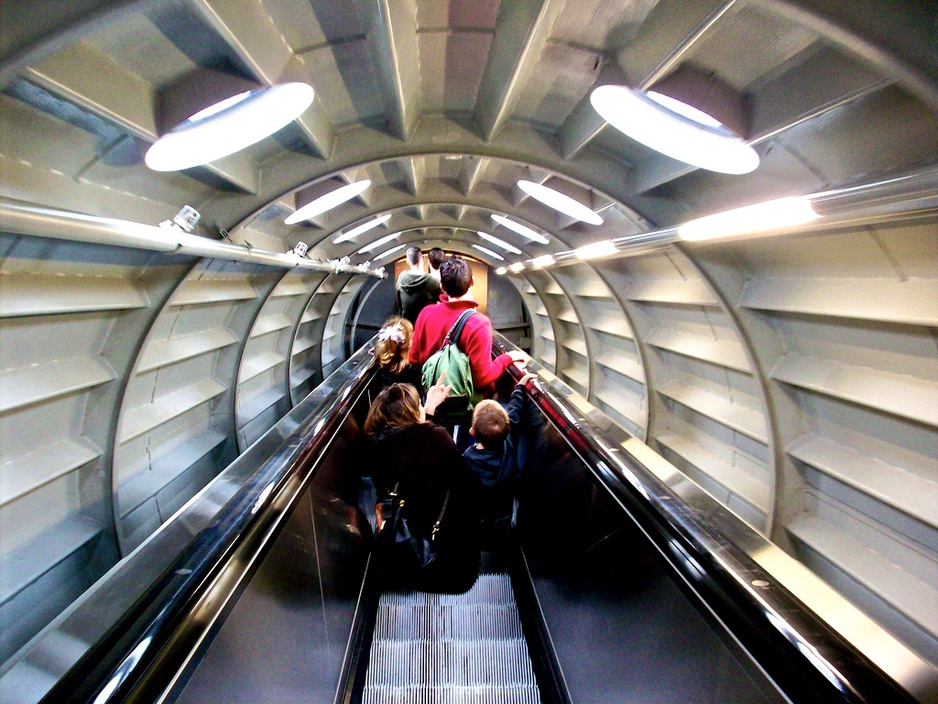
[590,66,759,175]
[509,262,526,273]
[146,83,314,172]
[531,255,556,268]
[473,244,504,261]
[517,180,603,225]
[495,267,508,275]
[477,231,522,254]
[333,214,392,244]
[491,215,549,244]
[678,196,819,241]
[285,180,372,225]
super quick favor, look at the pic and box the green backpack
[421,310,476,425]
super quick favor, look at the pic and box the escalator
[3,340,933,704]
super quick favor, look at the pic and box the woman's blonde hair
[364,383,423,435]
[375,316,413,375]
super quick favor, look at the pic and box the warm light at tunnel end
[678,196,820,241]
[145,83,314,172]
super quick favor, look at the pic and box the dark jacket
[369,422,481,592]
[396,271,441,324]
[463,384,529,521]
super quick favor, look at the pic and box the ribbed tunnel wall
[0,0,936,682]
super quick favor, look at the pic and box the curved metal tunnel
[0,0,936,690]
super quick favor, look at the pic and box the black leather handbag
[377,483,450,578]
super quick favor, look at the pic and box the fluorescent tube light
[574,240,618,259]
[472,244,504,260]
[477,231,522,254]
[531,255,555,268]
[333,214,392,243]
[357,231,399,253]
[517,180,603,225]
[590,84,759,175]
[146,83,314,172]
[677,197,820,241]
[286,180,371,225]
[491,214,549,244]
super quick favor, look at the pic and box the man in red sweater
[410,256,526,392]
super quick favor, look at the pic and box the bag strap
[442,309,475,348]
[431,489,450,541]
[391,482,450,541]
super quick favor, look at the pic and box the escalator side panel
[516,417,787,704]
[175,415,372,704]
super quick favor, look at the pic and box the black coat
[369,422,481,592]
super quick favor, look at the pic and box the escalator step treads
[361,685,541,704]
[381,574,514,607]
[374,603,524,641]
[363,640,539,687]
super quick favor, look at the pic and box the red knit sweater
[409,298,513,389]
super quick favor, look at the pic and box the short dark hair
[440,256,471,297]
[405,246,422,267]
[428,247,444,270]
[471,400,510,446]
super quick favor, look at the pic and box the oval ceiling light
[472,244,504,261]
[490,214,549,244]
[495,267,508,275]
[509,262,526,273]
[146,83,314,172]
[531,254,556,268]
[477,231,522,254]
[517,180,603,225]
[357,231,399,254]
[590,65,759,175]
[333,214,392,243]
[374,243,407,260]
[285,180,372,225]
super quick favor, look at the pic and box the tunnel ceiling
[2,0,938,688]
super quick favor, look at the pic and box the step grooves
[363,564,541,702]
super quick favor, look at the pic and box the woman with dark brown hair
[364,379,481,593]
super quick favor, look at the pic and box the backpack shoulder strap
[442,309,475,348]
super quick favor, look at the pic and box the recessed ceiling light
[531,255,556,268]
[677,196,819,240]
[477,231,522,254]
[517,180,603,225]
[490,214,549,244]
[495,267,508,275]
[590,84,759,174]
[146,83,314,172]
[357,231,399,253]
[574,240,618,259]
[333,214,392,243]
[509,262,525,273]
[375,243,407,260]
[472,244,504,261]
[286,180,371,225]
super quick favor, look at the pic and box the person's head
[374,316,413,375]
[364,383,423,435]
[440,255,472,297]
[405,246,423,270]
[428,247,444,272]
[470,400,510,447]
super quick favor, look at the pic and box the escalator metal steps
[362,571,541,703]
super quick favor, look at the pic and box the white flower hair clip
[378,322,406,344]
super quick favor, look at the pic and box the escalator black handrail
[21,345,378,704]
[493,334,922,704]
